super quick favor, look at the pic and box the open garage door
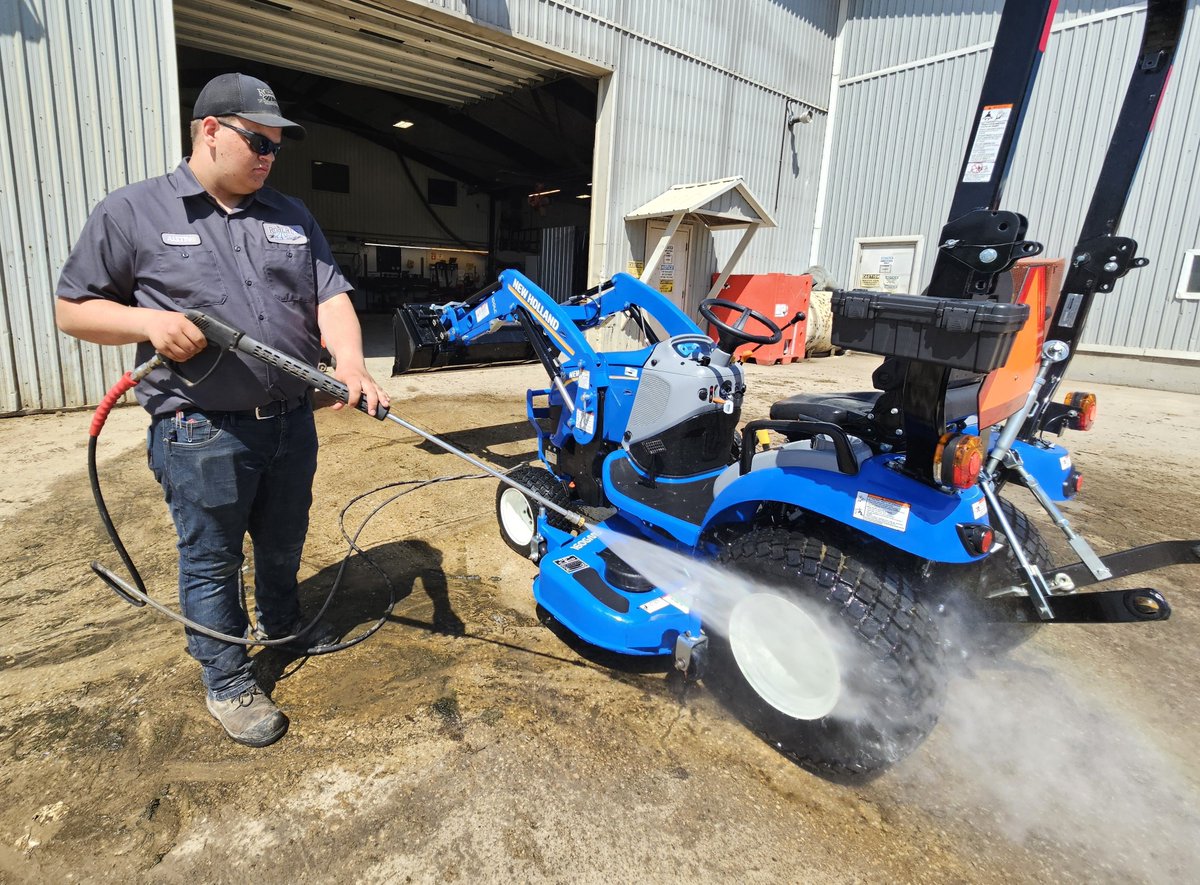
[172,0,607,354]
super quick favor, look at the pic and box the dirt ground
[2,345,1198,884]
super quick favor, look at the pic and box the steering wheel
[699,298,783,351]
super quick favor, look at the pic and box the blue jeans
[147,400,318,700]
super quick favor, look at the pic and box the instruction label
[853,491,911,532]
[972,498,988,520]
[962,104,1012,183]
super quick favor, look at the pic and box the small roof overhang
[625,177,775,295]
[624,176,776,229]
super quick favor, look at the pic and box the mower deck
[535,518,701,656]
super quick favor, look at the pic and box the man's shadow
[253,538,464,689]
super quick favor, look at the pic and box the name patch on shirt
[161,232,202,246]
[263,223,308,245]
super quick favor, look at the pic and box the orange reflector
[934,433,984,489]
[1065,392,1097,430]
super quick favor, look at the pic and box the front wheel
[495,465,572,556]
[708,527,945,781]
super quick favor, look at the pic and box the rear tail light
[957,523,995,556]
[935,433,984,489]
[1064,392,1097,430]
[1063,468,1083,498]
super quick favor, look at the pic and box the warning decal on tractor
[853,491,911,532]
[962,104,1012,183]
[553,554,589,574]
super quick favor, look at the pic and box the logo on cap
[258,87,276,105]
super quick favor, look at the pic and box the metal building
[1,1,1195,413]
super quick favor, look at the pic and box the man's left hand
[331,362,390,417]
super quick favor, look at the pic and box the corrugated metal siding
[840,0,1141,80]
[1,0,180,413]
[819,3,1200,355]
[424,0,835,100]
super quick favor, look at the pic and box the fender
[1011,438,1076,502]
[702,456,991,563]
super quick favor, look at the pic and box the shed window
[1177,250,1200,300]
[312,161,350,193]
[428,178,458,207]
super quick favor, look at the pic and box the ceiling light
[392,120,414,129]
[528,188,561,198]
[576,193,591,200]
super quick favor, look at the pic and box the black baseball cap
[192,73,305,139]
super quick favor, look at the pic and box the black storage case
[393,304,535,374]
[831,289,1029,373]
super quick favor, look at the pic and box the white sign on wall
[851,236,924,294]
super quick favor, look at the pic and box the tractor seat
[770,391,881,424]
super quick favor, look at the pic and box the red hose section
[90,372,137,438]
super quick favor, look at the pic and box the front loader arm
[438,270,609,444]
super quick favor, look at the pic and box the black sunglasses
[219,121,284,156]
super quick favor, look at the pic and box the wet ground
[1,350,1198,883]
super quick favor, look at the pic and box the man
[55,73,389,748]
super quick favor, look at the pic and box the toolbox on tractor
[831,290,1029,373]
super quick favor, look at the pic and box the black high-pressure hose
[85,350,404,654]
[87,312,590,656]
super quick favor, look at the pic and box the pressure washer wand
[186,311,590,533]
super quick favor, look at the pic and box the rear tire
[495,465,572,556]
[709,527,945,781]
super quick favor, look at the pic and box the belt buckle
[254,402,280,420]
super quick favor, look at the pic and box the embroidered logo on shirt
[263,223,308,245]
[162,232,202,246]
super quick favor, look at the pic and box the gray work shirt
[56,160,351,416]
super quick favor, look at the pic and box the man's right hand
[144,311,208,361]
[56,298,209,360]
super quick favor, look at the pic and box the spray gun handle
[185,310,390,421]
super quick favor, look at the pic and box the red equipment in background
[707,273,811,364]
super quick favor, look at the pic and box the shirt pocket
[263,244,316,304]
[151,249,229,308]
